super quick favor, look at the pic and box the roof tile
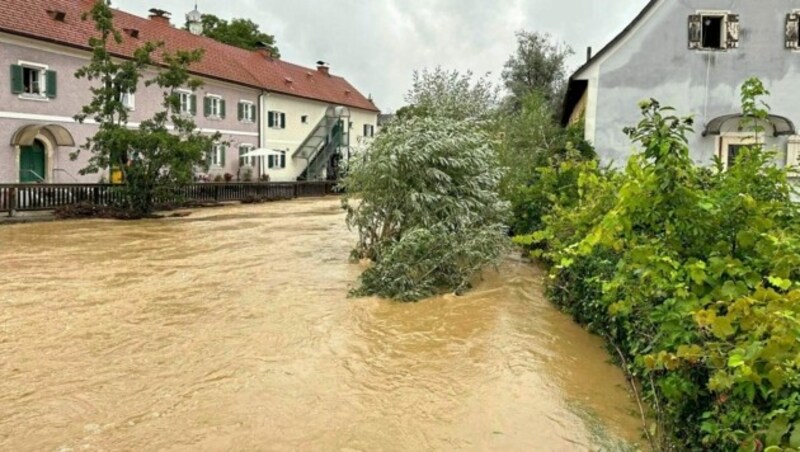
[0,0,380,112]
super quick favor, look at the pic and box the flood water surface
[0,199,643,451]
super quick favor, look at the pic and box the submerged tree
[73,0,219,215]
[343,71,509,302]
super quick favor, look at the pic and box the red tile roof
[0,0,380,112]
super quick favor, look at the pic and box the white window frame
[697,11,730,51]
[268,111,286,129]
[718,134,762,171]
[17,60,48,101]
[120,91,135,111]
[363,124,375,138]
[240,101,255,123]
[267,151,287,169]
[239,143,255,167]
[211,143,225,168]
[207,94,222,119]
[178,89,192,115]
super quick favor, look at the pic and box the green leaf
[790,422,800,448]
[727,354,745,368]
[766,417,790,447]
[713,317,735,339]
[768,276,792,291]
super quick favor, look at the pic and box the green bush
[519,79,800,450]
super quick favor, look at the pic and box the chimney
[148,8,171,25]
[586,46,593,62]
[255,41,273,59]
[316,61,330,76]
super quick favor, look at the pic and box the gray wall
[592,0,800,166]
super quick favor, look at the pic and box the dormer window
[46,10,66,22]
[689,12,739,51]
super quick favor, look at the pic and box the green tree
[502,31,573,114]
[398,67,499,121]
[73,0,220,215]
[191,14,279,56]
[343,70,509,301]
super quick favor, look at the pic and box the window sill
[18,94,50,102]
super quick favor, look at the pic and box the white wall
[260,92,379,181]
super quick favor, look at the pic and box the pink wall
[0,35,260,183]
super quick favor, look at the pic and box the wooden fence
[0,181,338,215]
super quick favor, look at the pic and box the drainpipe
[258,90,268,178]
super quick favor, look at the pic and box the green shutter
[206,149,212,167]
[10,64,23,94]
[239,146,245,166]
[268,111,274,127]
[45,70,57,98]
[203,97,211,117]
[238,102,244,121]
[280,153,286,168]
[190,94,197,115]
[252,104,257,123]
[280,113,286,129]
[220,99,226,119]
[220,145,226,166]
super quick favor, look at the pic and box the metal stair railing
[302,130,343,181]
[292,115,339,160]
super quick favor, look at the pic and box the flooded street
[0,199,643,451]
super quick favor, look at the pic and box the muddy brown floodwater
[0,198,644,451]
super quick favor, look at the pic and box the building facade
[564,0,800,170]
[0,0,380,184]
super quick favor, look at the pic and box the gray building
[563,0,800,170]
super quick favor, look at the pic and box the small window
[689,13,738,50]
[204,95,225,119]
[268,111,286,129]
[363,124,375,138]
[727,144,745,169]
[178,90,194,115]
[10,63,56,99]
[702,16,724,49]
[267,151,287,169]
[301,115,309,124]
[239,144,255,167]
[210,143,226,167]
[239,102,256,122]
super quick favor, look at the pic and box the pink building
[0,0,380,184]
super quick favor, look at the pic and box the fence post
[214,185,220,202]
[8,187,17,217]
[93,186,100,205]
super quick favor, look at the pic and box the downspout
[259,90,268,178]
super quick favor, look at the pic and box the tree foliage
[497,92,595,235]
[516,79,800,450]
[502,31,573,114]
[343,73,510,301]
[190,14,279,56]
[74,0,219,215]
[398,67,500,121]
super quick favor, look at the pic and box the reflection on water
[0,199,643,451]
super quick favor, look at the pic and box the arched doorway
[19,140,46,183]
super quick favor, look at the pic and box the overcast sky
[113,0,647,112]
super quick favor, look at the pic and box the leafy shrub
[520,79,800,450]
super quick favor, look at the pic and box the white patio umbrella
[241,148,285,158]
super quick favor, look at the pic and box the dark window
[702,16,724,49]
[301,115,309,124]
[727,144,744,168]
